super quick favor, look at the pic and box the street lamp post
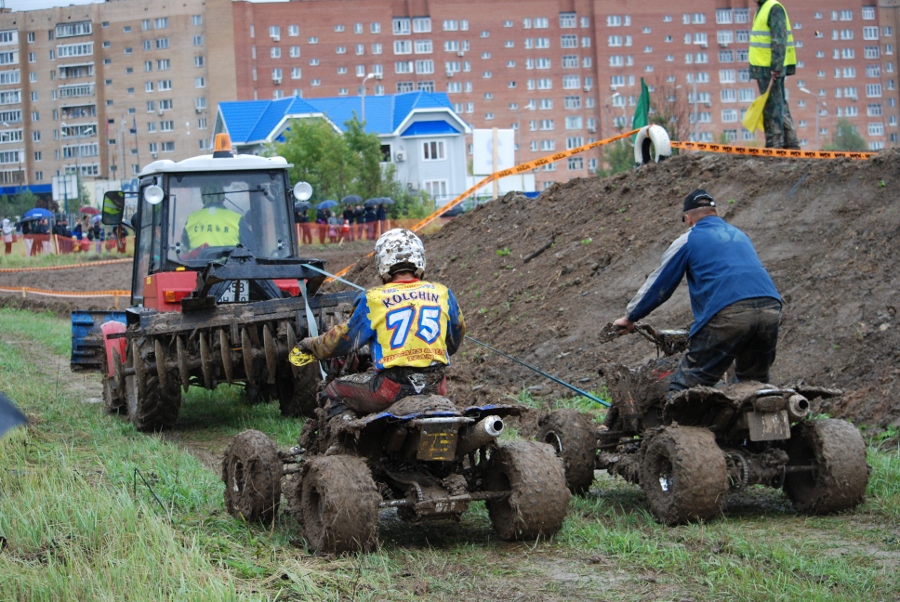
[798,86,821,149]
[359,72,382,125]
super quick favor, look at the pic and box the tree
[648,75,692,142]
[824,118,868,152]
[0,190,39,220]
[595,139,634,177]
[270,115,431,217]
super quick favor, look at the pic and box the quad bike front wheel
[484,441,571,540]
[222,430,283,523]
[126,338,182,431]
[639,426,728,525]
[536,409,597,495]
[783,418,869,514]
[297,455,380,553]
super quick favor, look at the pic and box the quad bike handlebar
[600,321,689,357]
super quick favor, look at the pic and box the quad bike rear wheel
[536,409,597,494]
[297,455,380,553]
[639,426,728,525]
[126,337,182,431]
[783,418,869,514]
[484,441,571,540]
[222,429,283,523]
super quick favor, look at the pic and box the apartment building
[228,0,900,189]
[0,0,236,196]
[0,0,897,196]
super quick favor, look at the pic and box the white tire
[634,125,672,165]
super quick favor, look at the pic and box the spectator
[353,204,366,240]
[316,208,328,244]
[2,218,13,254]
[342,205,355,242]
[376,203,388,238]
[295,207,313,245]
[92,220,104,253]
[364,205,377,240]
[327,210,341,243]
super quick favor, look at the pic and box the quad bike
[537,323,870,525]
[222,358,571,553]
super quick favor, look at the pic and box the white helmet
[375,228,426,282]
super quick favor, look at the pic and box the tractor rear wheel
[484,441,571,540]
[639,426,728,525]
[126,337,182,431]
[784,419,869,514]
[222,430,282,524]
[536,409,597,494]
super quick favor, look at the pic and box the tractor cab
[102,134,317,311]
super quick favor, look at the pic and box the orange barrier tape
[671,140,876,160]
[0,258,132,274]
[0,286,129,298]
[328,129,640,282]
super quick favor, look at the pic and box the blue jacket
[626,216,781,336]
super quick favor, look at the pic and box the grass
[1,307,899,601]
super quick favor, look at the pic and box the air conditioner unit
[394,150,406,162]
[195,107,203,114]
[583,85,592,92]
[158,108,164,116]
[457,51,465,57]
[272,34,280,42]
[407,181,419,191]
[587,126,596,133]
[273,77,282,84]
[151,152,158,158]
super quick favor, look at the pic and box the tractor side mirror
[101,190,125,226]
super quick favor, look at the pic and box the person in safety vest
[749,0,800,150]
[297,228,466,415]
[181,182,252,253]
[613,189,782,393]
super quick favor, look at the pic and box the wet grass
[1,307,899,601]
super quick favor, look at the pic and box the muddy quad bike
[223,372,571,553]
[69,134,355,431]
[537,323,869,525]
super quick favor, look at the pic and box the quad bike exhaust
[457,415,504,456]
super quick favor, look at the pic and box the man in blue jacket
[613,189,782,391]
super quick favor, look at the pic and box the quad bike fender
[101,320,128,378]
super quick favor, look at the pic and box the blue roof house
[214,92,471,207]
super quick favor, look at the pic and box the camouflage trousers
[756,77,801,149]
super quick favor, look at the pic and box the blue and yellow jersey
[305,280,466,370]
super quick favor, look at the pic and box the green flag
[632,77,650,135]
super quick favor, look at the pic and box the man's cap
[683,189,717,213]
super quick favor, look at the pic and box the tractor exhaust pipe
[787,394,811,422]
[457,415,504,457]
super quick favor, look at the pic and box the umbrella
[79,206,100,215]
[0,391,27,439]
[341,194,362,205]
[363,198,381,208]
[380,197,395,206]
[91,215,103,224]
[317,200,339,209]
[21,207,53,222]
[293,201,310,213]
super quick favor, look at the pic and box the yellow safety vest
[749,0,796,68]
[184,206,242,248]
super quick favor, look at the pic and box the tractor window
[166,171,292,266]
[132,190,164,303]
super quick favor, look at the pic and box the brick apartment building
[1,0,898,196]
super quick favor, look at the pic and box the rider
[181,182,252,253]
[613,188,782,391]
[298,228,466,414]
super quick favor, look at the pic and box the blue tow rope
[301,263,611,407]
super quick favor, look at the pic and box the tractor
[70,134,356,431]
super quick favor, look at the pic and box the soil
[2,151,899,437]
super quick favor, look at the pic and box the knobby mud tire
[783,419,869,514]
[126,338,182,432]
[297,455,380,554]
[484,441,571,541]
[639,426,728,525]
[222,429,283,524]
[536,409,597,495]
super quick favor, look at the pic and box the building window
[393,18,411,35]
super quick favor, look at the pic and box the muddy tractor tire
[536,409,597,495]
[222,429,283,523]
[126,338,182,431]
[783,419,869,515]
[639,426,728,525]
[277,362,320,419]
[484,441,571,541]
[298,455,380,554]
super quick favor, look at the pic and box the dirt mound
[3,151,898,434]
